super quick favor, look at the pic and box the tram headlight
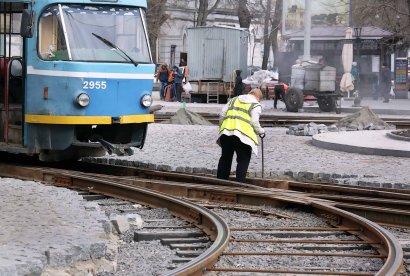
[141,94,153,107]
[76,93,90,107]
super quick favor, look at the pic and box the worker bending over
[216,88,265,183]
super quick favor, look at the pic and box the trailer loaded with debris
[285,62,342,113]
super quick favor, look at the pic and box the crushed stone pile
[161,108,214,126]
[287,107,393,136]
[335,106,392,130]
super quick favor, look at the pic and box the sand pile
[161,108,214,125]
[335,106,392,130]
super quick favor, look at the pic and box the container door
[203,39,223,80]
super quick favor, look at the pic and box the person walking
[155,63,170,100]
[233,70,243,97]
[380,63,392,103]
[217,88,265,183]
[171,65,184,102]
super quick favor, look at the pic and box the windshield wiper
[92,32,138,66]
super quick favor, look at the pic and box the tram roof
[2,0,32,2]
[2,0,147,8]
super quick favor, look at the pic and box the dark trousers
[381,83,390,102]
[274,86,284,109]
[159,81,167,99]
[172,83,182,101]
[217,134,252,183]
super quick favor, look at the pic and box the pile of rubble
[161,108,214,126]
[287,107,394,136]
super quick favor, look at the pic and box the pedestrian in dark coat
[233,70,243,97]
[380,63,391,103]
[171,65,184,102]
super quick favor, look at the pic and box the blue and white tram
[0,0,155,160]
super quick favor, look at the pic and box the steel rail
[249,178,410,226]
[310,202,403,276]
[75,161,410,227]
[249,178,410,200]
[0,164,230,276]
[0,163,404,275]
[207,267,375,275]
[154,113,410,129]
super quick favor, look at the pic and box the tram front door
[0,2,24,145]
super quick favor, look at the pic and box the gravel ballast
[87,123,410,188]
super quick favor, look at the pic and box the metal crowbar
[259,133,266,178]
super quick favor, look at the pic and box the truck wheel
[317,96,336,112]
[285,88,304,112]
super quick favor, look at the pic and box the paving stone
[0,179,109,275]
[110,215,130,234]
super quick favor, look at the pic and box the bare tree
[236,0,279,69]
[238,0,251,28]
[197,0,222,26]
[261,0,273,69]
[271,0,282,67]
[352,0,410,47]
[146,0,169,63]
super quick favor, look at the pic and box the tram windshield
[38,4,151,63]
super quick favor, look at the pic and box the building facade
[156,0,272,70]
[156,0,403,98]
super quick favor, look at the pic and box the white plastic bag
[389,87,395,97]
[182,81,192,92]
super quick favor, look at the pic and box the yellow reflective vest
[219,97,261,145]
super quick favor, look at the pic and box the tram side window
[0,13,23,56]
[38,11,67,60]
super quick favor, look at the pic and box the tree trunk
[271,0,282,67]
[407,0,410,31]
[197,0,221,26]
[146,0,169,63]
[238,0,251,28]
[197,0,208,26]
[262,0,272,70]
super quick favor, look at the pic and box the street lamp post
[353,27,362,99]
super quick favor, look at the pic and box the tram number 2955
[83,81,107,90]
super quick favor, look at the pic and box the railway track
[52,160,410,229]
[154,112,410,129]
[0,161,405,275]
[248,177,410,228]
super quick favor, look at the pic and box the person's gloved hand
[259,129,265,138]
